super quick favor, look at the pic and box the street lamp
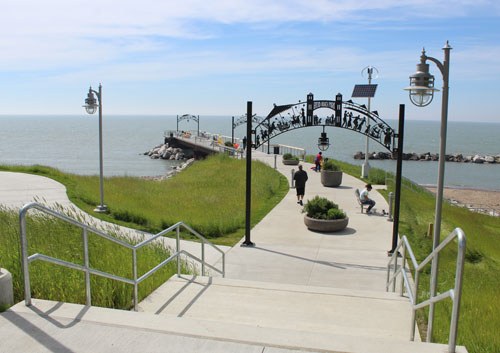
[405,41,451,343]
[318,126,330,151]
[83,84,108,213]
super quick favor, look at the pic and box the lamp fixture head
[318,132,330,151]
[404,49,439,107]
[83,87,98,114]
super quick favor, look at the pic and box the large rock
[484,155,495,163]
[473,154,484,163]
[353,151,364,159]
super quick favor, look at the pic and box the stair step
[6,299,468,353]
[138,275,414,341]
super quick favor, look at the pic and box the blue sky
[1,0,500,122]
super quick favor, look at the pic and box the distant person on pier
[360,184,376,214]
[242,136,247,150]
[293,164,308,206]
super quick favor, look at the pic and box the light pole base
[361,163,370,179]
[94,205,108,213]
[241,241,255,247]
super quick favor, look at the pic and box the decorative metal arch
[176,114,200,136]
[253,93,398,153]
[233,114,264,128]
[231,114,264,144]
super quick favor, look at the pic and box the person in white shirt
[360,184,376,214]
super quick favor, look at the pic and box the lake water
[1,115,499,190]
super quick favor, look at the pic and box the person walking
[242,136,247,150]
[360,183,376,214]
[293,164,308,206]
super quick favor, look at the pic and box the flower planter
[321,170,343,187]
[283,159,300,165]
[304,215,349,232]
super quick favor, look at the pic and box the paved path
[221,152,394,291]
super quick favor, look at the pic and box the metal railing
[19,202,225,311]
[386,228,466,353]
[259,142,305,159]
[165,130,244,159]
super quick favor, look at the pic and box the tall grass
[382,178,500,353]
[1,154,289,246]
[0,205,187,309]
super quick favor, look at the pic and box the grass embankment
[0,206,183,309]
[315,156,499,352]
[0,154,289,246]
[381,179,500,353]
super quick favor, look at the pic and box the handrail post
[399,242,406,296]
[133,248,138,311]
[448,230,466,353]
[392,250,398,292]
[386,258,391,292]
[201,239,206,276]
[82,228,91,306]
[19,209,32,306]
[176,226,181,277]
[410,270,420,341]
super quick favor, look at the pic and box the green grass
[0,154,289,246]
[381,179,500,353]
[0,205,189,310]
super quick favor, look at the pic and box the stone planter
[282,159,300,165]
[304,216,349,232]
[321,170,343,187]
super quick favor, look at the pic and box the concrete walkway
[222,152,394,291]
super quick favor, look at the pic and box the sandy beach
[424,186,500,208]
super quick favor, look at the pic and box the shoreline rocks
[353,151,500,164]
[144,143,194,161]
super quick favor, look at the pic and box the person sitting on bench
[360,184,376,214]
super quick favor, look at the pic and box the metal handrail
[386,228,466,353]
[19,202,225,311]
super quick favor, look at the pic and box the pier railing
[164,130,305,160]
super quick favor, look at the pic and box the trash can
[273,146,280,154]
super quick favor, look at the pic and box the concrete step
[138,275,414,341]
[3,298,467,353]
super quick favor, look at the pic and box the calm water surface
[1,115,499,190]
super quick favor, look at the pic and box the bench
[355,189,364,213]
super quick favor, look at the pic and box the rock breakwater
[353,151,500,164]
[144,143,193,160]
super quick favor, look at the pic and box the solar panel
[352,84,378,98]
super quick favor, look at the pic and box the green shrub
[282,153,298,161]
[323,159,340,171]
[224,141,233,147]
[326,208,346,220]
[303,196,345,220]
